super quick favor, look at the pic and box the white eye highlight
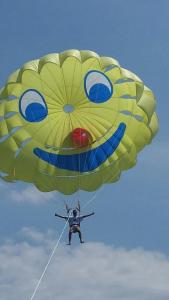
[19,89,48,122]
[84,70,113,103]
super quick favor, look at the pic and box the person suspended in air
[55,201,94,245]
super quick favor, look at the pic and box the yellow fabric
[0,50,159,194]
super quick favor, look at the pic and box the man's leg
[78,228,84,243]
[68,229,72,245]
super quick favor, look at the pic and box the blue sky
[0,1,169,299]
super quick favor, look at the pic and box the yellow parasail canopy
[0,50,159,194]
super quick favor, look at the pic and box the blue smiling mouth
[33,122,126,173]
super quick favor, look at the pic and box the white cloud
[1,229,169,300]
[9,186,56,204]
[19,227,55,244]
[0,180,59,204]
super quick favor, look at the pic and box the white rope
[82,186,104,210]
[29,180,103,300]
[30,216,70,300]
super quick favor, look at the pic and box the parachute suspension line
[76,61,84,208]
[78,141,80,203]
[82,186,104,210]
[30,214,70,300]
[58,195,68,214]
[69,112,78,211]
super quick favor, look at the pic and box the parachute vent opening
[5,111,18,119]
[11,126,22,134]
[115,78,134,84]
[63,104,74,113]
[104,65,117,72]
[134,115,143,121]
[0,126,22,143]
[8,95,17,101]
[0,112,17,121]
[120,110,143,122]
[120,94,136,99]
[15,138,32,158]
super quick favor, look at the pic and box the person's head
[73,209,77,217]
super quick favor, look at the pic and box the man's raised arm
[76,200,81,214]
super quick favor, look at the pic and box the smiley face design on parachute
[19,70,126,172]
[0,50,158,193]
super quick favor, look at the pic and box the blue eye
[19,89,48,122]
[84,70,113,103]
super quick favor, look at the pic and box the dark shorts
[70,225,80,233]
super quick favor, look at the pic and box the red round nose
[71,128,91,148]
